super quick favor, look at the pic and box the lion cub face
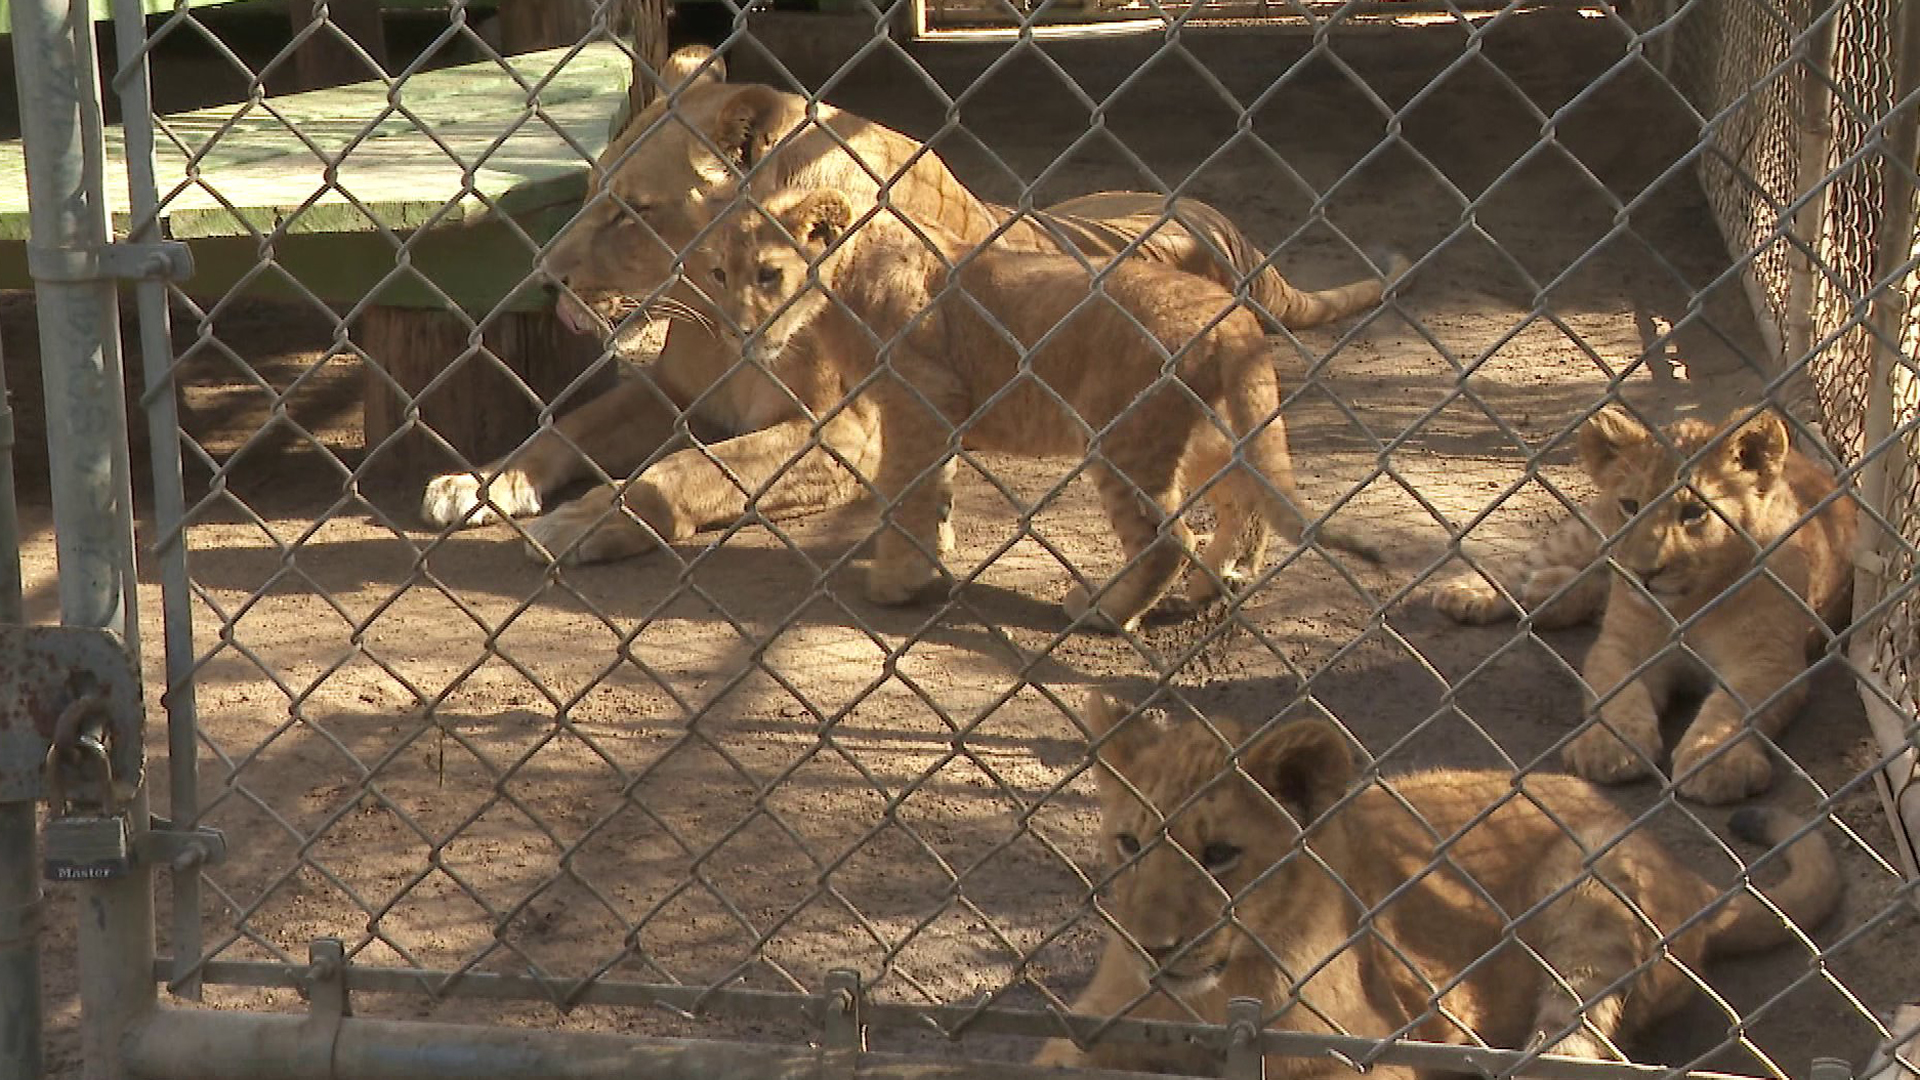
[1577,406,1793,603]
[1078,692,1353,997]
[691,188,853,364]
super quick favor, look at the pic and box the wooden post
[496,0,599,52]
[622,0,672,116]
[284,1,391,93]
[355,1,676,490]
[358,308,611,485]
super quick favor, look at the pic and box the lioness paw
[521,488,662,566]
[1563,723,1658,785]
[423,469,543,528]
[1673,737,1774,804]
[866,557,943,607]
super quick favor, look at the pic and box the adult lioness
[689,187,1379,631]
[1038,691,1839,1075]
[1429,406,1855,804]
[422,47,1402,564]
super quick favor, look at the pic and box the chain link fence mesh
[21,0,1920,1072]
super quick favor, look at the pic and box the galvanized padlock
[43,737,133,883]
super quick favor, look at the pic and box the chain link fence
[7,0,1920,1076]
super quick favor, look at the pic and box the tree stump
[354,0,674,491]
[358,308,611,486]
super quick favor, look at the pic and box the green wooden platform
[0,41,630,313]
[1,41,632,476]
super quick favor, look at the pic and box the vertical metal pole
[11,1,156,1077]
[0,256,43,1080]
[1855,0,1920,900]
[1780,2,1841,425]
[110,0,205,1001]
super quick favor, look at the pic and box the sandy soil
[9,8,1918,1078]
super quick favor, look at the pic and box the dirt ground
[9,7,1919,1078]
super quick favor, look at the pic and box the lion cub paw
[521,486,663,566]
[1672,736,1773,804]
[1563,723,1659,786]
[1426,571,1509,625]
[422,469,542,528]
[1061,585,1140,635]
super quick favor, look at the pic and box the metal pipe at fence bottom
[122,1007,1189,1080]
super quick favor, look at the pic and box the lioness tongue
[556,302,585,336]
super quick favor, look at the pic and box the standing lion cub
[1039,691,1839,1076]
[688,187,1380,632]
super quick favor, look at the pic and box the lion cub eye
[708,267,728,286]
[1200,843,1241,873]
[757,265,783,288]
[1114,833,1141,857]
[1678,502,1709,525]
[1618,498,1641,516]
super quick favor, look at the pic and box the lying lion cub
[1040,691,1839,1075]
[690,187,1380,632]
[1429,406,1855,804]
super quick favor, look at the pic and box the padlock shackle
[43,735,119,817]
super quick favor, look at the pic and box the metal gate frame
[5,0,1920,1077]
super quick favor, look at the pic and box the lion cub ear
[1721,409,1790,484]
[1077,690,1155,779]
[1578,404,1651,479]
[782,190,855,251]
[1242,719,1353,828]
[709,85,789,173]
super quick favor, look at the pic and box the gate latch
[26,240,193,283]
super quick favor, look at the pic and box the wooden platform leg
[358,306,610,490]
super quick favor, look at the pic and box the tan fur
[420,47,1403,561]
[1426,503,1615,630]
[1553,406,1857,804]
[1038,691,1840,1076]
[689,188,1379,631]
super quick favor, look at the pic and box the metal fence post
[11,0,156,1076]
[109,0,206,1001]
[1856,0,1920,894]
[0,303,41,1080]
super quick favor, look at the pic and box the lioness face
[542,51,812,339]
[1578,406,1791,602]
[691,188,852,365]
[1077,693,1353,998]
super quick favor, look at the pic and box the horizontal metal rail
[166,959,1771,1080]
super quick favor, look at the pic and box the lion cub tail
[1703,808,1842,957]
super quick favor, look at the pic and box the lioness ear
[710,85,788,173]
[1722,409,1789,484]
[784,190,854,250]
[663,45,726,90]
[1242,719,1353,827]
[604,49,729,149]
[1578,404,1650,479]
